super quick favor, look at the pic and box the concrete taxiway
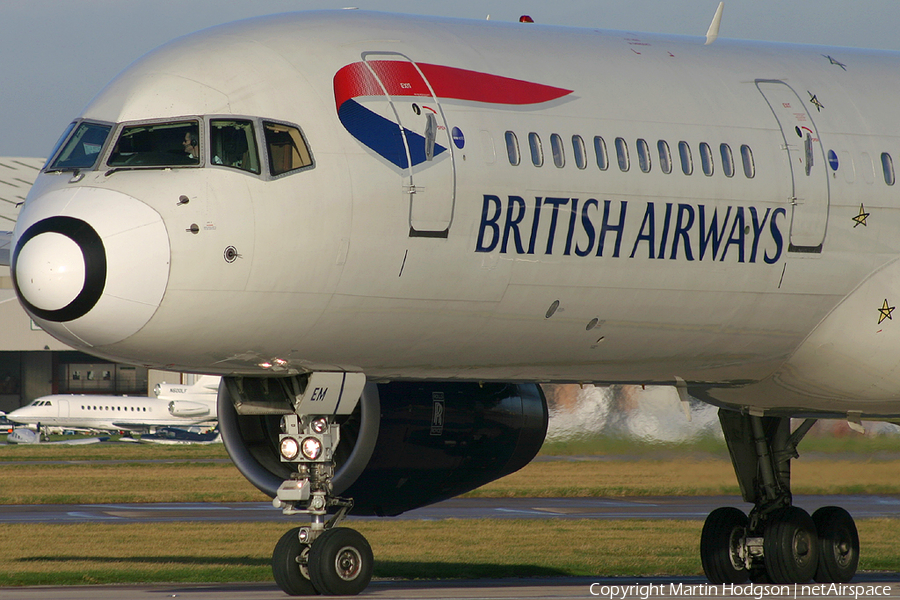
[3,577,900,600]
[2,495,900,524]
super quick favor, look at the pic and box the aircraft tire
[812,506,859,583]
[763,506,818,584]
[308,527,373,596]
[272,527,319,596]
[700,507,749,584]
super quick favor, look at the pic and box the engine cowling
[218,378,547,516]
[167,400,212,418]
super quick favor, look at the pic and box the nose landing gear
[270,422,373,596]
[266,372,373,596]
[272,524,373,596]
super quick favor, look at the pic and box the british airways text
[475,195,787,264]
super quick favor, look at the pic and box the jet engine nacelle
[218,379,547,516]
[167,400,212,418]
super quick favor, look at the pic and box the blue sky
[2,0,897,158]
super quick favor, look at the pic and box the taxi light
[280,436,300,461]
[300,436,323,460]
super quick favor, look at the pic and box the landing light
[280,436,300,461]
[300,436,323,460]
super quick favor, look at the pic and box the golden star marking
[853,203,870,227]
[878,299,895,325]
[808,91,824,112]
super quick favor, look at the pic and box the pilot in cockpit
[182,131,200,160]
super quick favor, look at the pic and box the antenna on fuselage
[705,2,724,45]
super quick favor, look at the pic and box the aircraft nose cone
[13,217,105,321]
[12,187,169,348]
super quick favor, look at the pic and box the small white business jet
[7,376,219,432]
[4,5,897,594]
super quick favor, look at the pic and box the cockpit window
[210,119,260,174]
[43,122,76,170]
[47,121,112,171]
[108,120,200,167]
[264,121,312,176]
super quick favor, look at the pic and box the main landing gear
[267,373,373,596]
[701,411,859,584]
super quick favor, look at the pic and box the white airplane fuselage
[12,11,900,417]
[6,394,217,431]
[7,377,219,431]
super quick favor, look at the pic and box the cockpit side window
[210,119,260,174]
[43,122,76,170]
[47,121,112,171]
[108,121,200,168]
[263,121,313,176]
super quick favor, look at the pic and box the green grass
[5,452,900,504]
[538,429,900,457]
[0,435,229,460]
[2,434,900,504]
[1,519,900,586]
[4,427,897,461]
[539,434,729,457]
[0,433,899,586]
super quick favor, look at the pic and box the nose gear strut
[267,372,373,596]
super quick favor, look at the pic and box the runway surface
[2,494,900,524]
[3,576,900,600]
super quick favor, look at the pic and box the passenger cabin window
[657,140,672,174]
[700,142,714,176]
[264,121,313,176]
[637,139,651,173]
[505,131,520,165]
[594,136,609,170]
[210,119,260,174]
[883,152,895,186]
[741,145,755,178]
[47,121,112,171]
[720,144,735,177]
[615,137,629,172]
[528,132,543,167]
[108,121,200,167]
[572,135,587,169]
[678,141,693,175]
[550,133,565,168]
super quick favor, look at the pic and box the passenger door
[361,52,456,238]
[756,80,830,251]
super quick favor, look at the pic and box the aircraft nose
[14,217,106,321]
[12,187,170,348]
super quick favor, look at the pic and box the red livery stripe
[334,60,571,109]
